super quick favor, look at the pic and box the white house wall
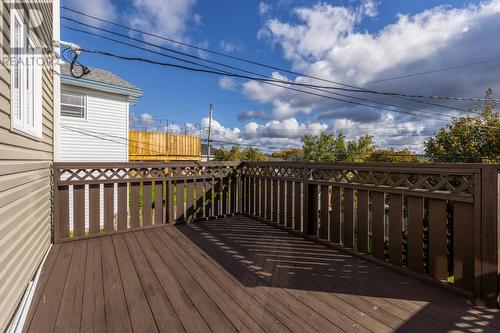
[59,85,129,162]
[59,85,130,234]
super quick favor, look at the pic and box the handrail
[239,161,499,307]
[52,162,241,242]
[51,161,499,307]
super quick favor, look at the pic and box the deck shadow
[176,215,500,333]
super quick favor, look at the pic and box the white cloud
[259,1,500,85]
[193,13,203,26]
[129,0,198,42]
[243,72,313,119]
[243,118,328,139]
[246,0,500,150]
[219,40,243,52]
[235,118,329,150]
[64,0,117,24]
[259,2,272,16]
[197,116,330,150]
[360,0,379,18]
[141,113,154,123]
[201,117,241,143]
[218,76,237,91]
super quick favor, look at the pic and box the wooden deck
[24,216,500,333]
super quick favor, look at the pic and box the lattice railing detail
[241,165,304,180]
[56,163,239,184]
[240,163,476,197]
[171,164,239,178]
[309,168,474,196]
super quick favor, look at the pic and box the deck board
[24,215,500,333]
[80,238,105,333]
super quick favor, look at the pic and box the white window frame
[61,90,87,119]
[10,8,43,140]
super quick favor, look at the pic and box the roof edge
[61,74,144,100]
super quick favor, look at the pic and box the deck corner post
[479,166,499,307]
[51,164,59,244]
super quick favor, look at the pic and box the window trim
[61,90,87,120]
[11,8,24,130]
[10,7,43,140]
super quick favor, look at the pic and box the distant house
[57,63,143,162]
[201,143,216,161]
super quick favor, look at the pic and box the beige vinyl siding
[0,1,54,331]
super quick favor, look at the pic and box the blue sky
[62,0,500,151]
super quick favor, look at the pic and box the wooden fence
[53,162,239,242]
[240,162,499,307]
[52,161,500,307]
[129,131,201,161]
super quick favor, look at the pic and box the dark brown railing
[239,162,499,307]
[52,161,499,307]
[53,162,240,242]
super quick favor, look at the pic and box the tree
[303,133,342,161]
[425,88,500,163]
[213,145,268,161]
[345,135,375,162]
[303,133,375,162]
[243,147,268,161]
[367,148,423,163]
[213,145,244,161]
[271,148,303,160]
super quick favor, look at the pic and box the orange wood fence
[129,131,201,161]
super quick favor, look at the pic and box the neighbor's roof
[61,63,143,101]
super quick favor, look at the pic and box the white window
[61,91,86,118]
[10,9,43,139]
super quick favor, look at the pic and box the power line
[61,6,497,104]
[62,23,378,92]
[61,39,459,122]
[63,21,461,105]
[62,124,498,161]
[61,19,483,120]
[367,57,500,84]
[59,21,478,116]
[137,93,304,119]
[205,138,498,161]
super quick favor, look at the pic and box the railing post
[167,168,174,224]
[480,166,499,307]
[238,170,243,214]
[51,165,58,244]
[302,164,310,236]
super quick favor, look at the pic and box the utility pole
[207,104,213,161]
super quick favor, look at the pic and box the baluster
[88,184,100,235]
[428,199,448,281]
[372,192,385,261]
[388,194,403,265]
[407,196,424,272]
[357,190,369,253]
[286,181,293,228]
[117,183,127,230]
[143,181,152,226]
[294,182,301,232]
[319,185,329,240]
[343,188,354,248]
[130,182,140,228]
